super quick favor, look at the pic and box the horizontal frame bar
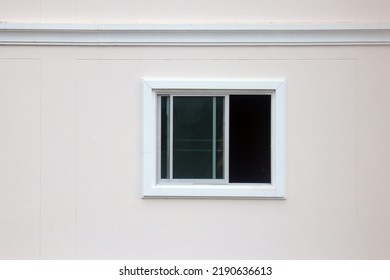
[1,23,390,46]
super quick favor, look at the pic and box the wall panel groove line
[39,59,42,259]
[1,23,390,46]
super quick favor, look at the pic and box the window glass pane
[172,96,224,179]
[229,95,271,183]
[215,96,224,179]
[160,96,170,179]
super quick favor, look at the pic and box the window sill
[143,183,285,199]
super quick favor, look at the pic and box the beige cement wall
[1,0,389,260]
[0,45,389,259]
[0,0,389,23]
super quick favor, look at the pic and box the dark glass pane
[229,95,271,183]
[215,97,224,179]
[160,96,169,179]
[173,96,224,179]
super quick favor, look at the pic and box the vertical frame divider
[169,95,174,180]
[166,96,170,179]
[212,97,217,179]
[224,95,229,184]
[157,95,161,181]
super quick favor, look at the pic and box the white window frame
[142,79,286,198]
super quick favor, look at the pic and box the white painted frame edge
[142,79,286,199]
[1,23,390,45]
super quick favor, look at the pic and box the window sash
[158,94,229,184]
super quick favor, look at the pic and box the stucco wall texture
[0,0,389,23]
[0,0,390,259]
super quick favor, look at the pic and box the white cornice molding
[1,23,390,46]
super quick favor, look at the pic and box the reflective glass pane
[172,96,224,179]
[215,96,224,179]
[229,95,271,183]
[160,96,170,179]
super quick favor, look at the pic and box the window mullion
[224,95,229,184]
[169,95,174,180]
[157,95,162,180]
[212,96,216,179]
